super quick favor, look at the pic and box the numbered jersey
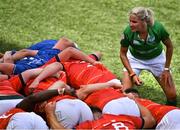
[137,98,177,123]
[76,114,143,129]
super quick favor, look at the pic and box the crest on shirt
[147,36,155,43]
[133,40,141,45]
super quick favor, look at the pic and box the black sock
[166,99,177,106]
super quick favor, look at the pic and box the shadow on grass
[0,39,24,53]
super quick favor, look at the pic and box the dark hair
[89,106,102,113]
[124,88,139,95]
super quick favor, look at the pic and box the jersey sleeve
[120,26,131,47]
[157,22,169,41]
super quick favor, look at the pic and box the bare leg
[3,51,14,63]
[48,80,70,90]
[28,62,64,89]
[29,47,97,89]
[21,68,44,83]
[57,47,96,64]
[0,63,15,75]
[0,74,9,81]
[53,37,77,50]
[1,49,38,63]
[12,49,38,62]
[155,75,177,106]
[121,71,134,91]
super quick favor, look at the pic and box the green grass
[0,0,179,106]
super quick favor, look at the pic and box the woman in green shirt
[120,7,177,106]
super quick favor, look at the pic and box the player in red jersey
[61,52,118,89]
[0,68,45,115]
[23,66,94,129]
[1,67,93,129]
[27,78,94,129]
[0,88,65,129]
[75,82,140,117]
[45,100,155,129]
[28,48,100,90]
[28,50,121,91]
[124,88,180,129]
[26,49,142,117]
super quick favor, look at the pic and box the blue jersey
[28,39,58,50]
[13,40,60,74]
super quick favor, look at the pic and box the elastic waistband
[0,95,24,100]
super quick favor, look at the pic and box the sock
[166,99,177,106]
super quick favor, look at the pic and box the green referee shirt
[120,21,169,60]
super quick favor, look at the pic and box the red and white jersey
[137,98,177,123]
[84,88,125,110]
[0,108,24,129]
[76,114,143,129]
[0,75,22,96]
[63,61,116,89]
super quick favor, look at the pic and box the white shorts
[6,112,49,129]
[156,109,180,130]
[102,97,140,117]
[124,50,166,77]
[55,99,93,128]
[107,79,122,84]
[0,99,23,115]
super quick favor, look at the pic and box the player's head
[90,106,102,120]
[124,88,140,98]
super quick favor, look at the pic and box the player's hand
[110,82,123,89]
[132,75,143,86]
[160,70,172,88]
[76,88,88,100]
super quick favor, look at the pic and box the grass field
[0,0,179,106]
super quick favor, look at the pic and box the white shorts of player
[123,50,166,77]
[6,112,49,129]
[156,109,180,130]
[102,97,140,117]
[0,99,23,115]
[55,98,93,128]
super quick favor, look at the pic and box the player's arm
[16,81,75,112]
[45,102,72,130]
[16,89,60,112]
[28,62,64,89]
[76,82,122,100]
[135,100,156,128]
